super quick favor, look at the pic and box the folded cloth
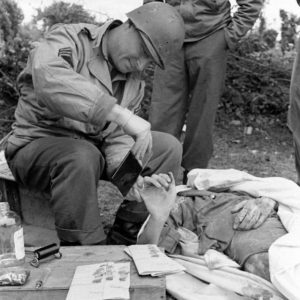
[166,272,245,300]
[170,254,285,300]
[187,168,300,300]
[204,249,240,270]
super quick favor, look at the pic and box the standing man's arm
[225,0,264,50]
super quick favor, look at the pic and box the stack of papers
[125,244,185,277]
[66,262,130,300]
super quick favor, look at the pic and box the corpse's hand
[138,173,177,222]
[231,197,276,230]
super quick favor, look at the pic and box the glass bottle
[0,202,25,267]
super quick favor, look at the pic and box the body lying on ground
[136,173,286,281]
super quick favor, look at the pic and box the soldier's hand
[231,197,276,230]
[122,114,152,161]
[107,105,152,161]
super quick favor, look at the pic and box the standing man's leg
[288,38,300,185]
[6,137,106,245]
[149,48,189,140]
[107,131,182,245]
[183,29,228,171]
[294,140,300,185]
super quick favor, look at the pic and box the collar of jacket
[83,20,127,95]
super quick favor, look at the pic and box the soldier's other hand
[122,114,152,161]
[131,127,152,162]
[107,106,152,161]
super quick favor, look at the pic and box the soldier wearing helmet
[4,3,185,245]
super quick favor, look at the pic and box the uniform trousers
[149,29,228,171]
[5,131,182,245]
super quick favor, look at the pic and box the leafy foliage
[35,1,99,30]
[219,35,292,124]
[0,36,31,104]
[0,0,30,137]
[262,29,278,49]
[0,0,23,42]
[280,9,300,54]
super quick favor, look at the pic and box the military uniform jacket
[145,0,263,49]
[7,21,145,174]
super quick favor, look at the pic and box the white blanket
[187,168,300,300]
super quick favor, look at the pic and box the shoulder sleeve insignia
[58,47,74,68]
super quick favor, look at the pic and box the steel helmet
[126,2,185,69]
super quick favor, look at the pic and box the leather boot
[106,200,149,245]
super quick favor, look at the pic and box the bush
[0,35,32,138]
[220,35,293,125]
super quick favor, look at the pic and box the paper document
[125,244,185,277]
[66,262,130,300]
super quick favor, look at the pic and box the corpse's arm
[136,173,177,244]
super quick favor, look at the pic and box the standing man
[288,0,300,185]
[4,3,185,245]
[145,0,263,178]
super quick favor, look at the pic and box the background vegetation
[0,0,299,140]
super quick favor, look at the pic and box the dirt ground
[98,114,297,233]
[211,115,296,181]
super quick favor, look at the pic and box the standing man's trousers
[288,38,300,185]
[149,29,228,171]
[5,131,182,245]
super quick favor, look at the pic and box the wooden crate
[0,246,166,300]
